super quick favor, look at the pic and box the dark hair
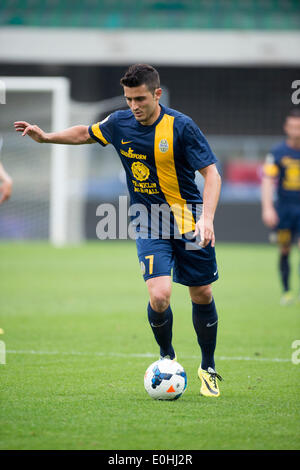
[120,64,160,94]
[286,108,300,118]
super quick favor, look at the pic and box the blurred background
[0,0,300,244]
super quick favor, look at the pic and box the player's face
[123,84,162,125]
[284,117,300,144]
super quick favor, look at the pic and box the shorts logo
[131,161,150,181]
[159,139,169,153]
[140,261,146,275]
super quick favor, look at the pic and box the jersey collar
[135,104,166,129]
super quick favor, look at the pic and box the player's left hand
[193,215,215,248]
[0,178,13,204]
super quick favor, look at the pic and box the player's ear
[154,88,162,101]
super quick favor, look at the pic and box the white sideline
[6,349,290,363]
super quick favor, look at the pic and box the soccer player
[261,108,300,305]
[14,64,223,397]
[0,161,13,204]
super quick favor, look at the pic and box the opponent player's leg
[146,275,176,359]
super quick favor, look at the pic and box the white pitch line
[6,349,290,363]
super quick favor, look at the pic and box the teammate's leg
[146,276,175,359]
[279,245,291,293]
[277,229,293,304]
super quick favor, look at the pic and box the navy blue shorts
[136,235,219,287]
[276,203,300,244]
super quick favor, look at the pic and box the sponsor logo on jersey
[120,147,147,160]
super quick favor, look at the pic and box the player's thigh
[172,236,218,287]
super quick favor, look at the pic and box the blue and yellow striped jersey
[263,141,300,204]
[89,104,217,234]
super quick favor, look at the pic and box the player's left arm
[194,164,221,247]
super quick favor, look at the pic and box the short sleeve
[263,153,279,178]
[182,119,218,171]
[88,113,114,146]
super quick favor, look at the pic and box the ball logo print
[144,358,187,400]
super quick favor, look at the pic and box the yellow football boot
[198,366,223,397]
[280,291,294,306]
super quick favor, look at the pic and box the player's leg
[279,244,291,292]
[189,284,217,371]
[172,236,222,396]
[189,283,222,397]
[277,229,293,305]
[136,238,176,359]
[276,202,295,304]
[146,275,176,359]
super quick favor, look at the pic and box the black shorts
[136,235,218,287]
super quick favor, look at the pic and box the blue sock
[279,253,290,292]
[147,302,175,359]
[192,299,218,370]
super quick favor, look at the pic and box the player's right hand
[14,121,47,143]
[262,206,279,228]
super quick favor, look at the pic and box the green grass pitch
[0,241,299,450]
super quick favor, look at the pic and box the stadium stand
[0,0,300,30]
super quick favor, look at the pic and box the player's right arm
[261,154,279,228]
[14,121,95,145]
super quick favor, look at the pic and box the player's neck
[286,137,300,150]
[140,104,161,126]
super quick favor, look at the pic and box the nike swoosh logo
[203,377,218,395]
[213,270,218,276]
[121,139,132,144]
[150,319,169,328]
[206,320,218,328]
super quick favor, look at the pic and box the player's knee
[280,245,291,256]
[189,284,212,304]
[150,289,171,313]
